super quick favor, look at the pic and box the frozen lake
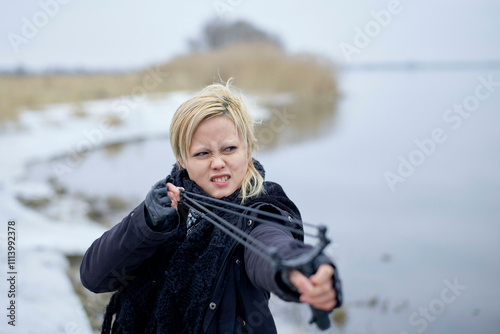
[26,68,500,333]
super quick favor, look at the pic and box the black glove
[276,253,342,330]
[144,178,178,232]
[279,253,343,309]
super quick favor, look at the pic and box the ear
[179,160,186,169]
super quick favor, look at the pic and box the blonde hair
[169,80,264,202]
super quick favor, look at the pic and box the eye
[224,146,237,152]
[194,151,208,157]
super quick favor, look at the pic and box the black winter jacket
[81,178,321,333]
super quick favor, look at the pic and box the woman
[80,81,341,333]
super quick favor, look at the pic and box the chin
[210,188,235,199]
[212,191,229,199]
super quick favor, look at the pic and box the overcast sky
[0,0,499,71]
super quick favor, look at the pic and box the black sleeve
[80,201,181,293]
[244,219,312,302]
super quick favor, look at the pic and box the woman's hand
[166,182,184,209]
[288,264,338,311]
[144,179,180,231]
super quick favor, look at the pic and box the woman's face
[181,116,248,198]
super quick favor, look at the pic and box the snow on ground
[0,91,271,333]
[0,91,270,184]
[0,186,103,333]
[0,92,188,333]
[1,92,189,184]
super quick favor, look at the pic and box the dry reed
[0,41,338,137]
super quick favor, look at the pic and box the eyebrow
[190,145,209,153]
[222,140,239,147]
[190,140,239,153]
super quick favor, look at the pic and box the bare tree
[189,18,283,51]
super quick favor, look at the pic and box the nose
[211,155,226,170]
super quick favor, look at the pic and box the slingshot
[179,190,343,331]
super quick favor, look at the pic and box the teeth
[212,176,229,182]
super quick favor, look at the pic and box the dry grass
[153,41,339,146]
[0,41,339,143]
[66,255,113,332]
[0,73,142,123]
[331,306,347,327]
[154,41,338,98]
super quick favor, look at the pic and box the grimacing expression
[181,116,248,198]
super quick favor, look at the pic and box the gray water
[26,69,500,333]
